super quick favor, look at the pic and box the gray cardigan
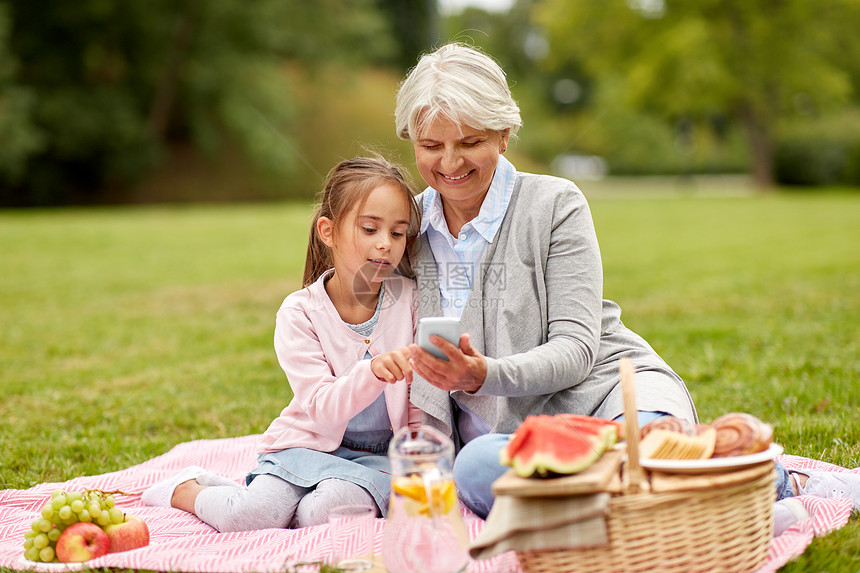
[410,171,697,444]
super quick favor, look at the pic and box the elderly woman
[396,43,698,519]
[396,44,860,529]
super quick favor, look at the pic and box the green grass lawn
[1,189,859,571]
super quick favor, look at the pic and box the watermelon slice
[500,415,615,478]
[499,421,533,466]
[556,414,624,447]
[504,414,623,459]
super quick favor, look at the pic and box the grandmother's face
[412,115,509,209]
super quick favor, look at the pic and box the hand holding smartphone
[416,317,461,361]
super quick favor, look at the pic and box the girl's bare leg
[171,480,209,514]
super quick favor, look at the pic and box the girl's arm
[371,348,412,383]
[274,308,389,428]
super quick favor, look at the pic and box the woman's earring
[501,146,507,153]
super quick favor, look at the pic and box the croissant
[639,416,697,439]
[711,412,773,457]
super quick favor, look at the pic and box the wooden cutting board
[492,447,624,497]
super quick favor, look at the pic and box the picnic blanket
[0,435,854,573]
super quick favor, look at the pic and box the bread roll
[711,412,773,457]
[639,416,697,440]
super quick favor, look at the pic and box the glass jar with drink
[382,426,470,573]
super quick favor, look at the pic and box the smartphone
[417,317,461,361]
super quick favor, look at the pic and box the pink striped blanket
[0,435,854,572]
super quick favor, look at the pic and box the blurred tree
[0,3,44,188]
[535,0,858,188]
[0,0,395,206]
[377,0,439,71]
[441,3,533,78]
[439,3,612,170]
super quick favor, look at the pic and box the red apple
[103,514,150,553]
[55,522,110,563]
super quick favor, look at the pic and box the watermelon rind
[529,442,605,477]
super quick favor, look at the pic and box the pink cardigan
[257,272,422,454]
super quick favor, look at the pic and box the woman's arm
[481,182,603,396]
[411,178,603,397]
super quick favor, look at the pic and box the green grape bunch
[21,488,129,563]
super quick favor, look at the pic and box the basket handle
[620,357,646,493]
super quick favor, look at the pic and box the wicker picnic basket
[513,359,777,573]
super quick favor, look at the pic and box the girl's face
[325,182,411,290]
[412,115,509,210]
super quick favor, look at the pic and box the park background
[1,1,858,571]
[3,0,860,203]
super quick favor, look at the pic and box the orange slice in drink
[392,475,457,517]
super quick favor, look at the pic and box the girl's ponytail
[302,203,332,287]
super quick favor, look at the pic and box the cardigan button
[364,339,371,344]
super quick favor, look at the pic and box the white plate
[639,443,783,474]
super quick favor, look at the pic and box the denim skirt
[246,445,393,516]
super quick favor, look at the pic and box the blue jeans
[453,412,795,518]
[774,462,794,500]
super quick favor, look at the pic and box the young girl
[142,156,423,531]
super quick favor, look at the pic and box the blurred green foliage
[1,0,859,205]
[775,110,860,186]
[0,0,398,206]
[534,0,860,188]
[0,4,44,186]
[441,4,751,178]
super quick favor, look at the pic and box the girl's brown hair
[302,156,421,287]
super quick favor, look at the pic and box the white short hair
[395,43,522,141]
